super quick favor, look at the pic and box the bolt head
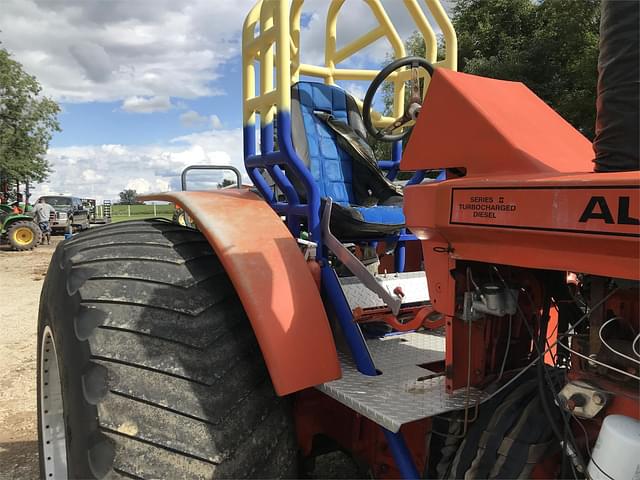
[592,393,605,406]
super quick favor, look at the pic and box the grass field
[99,204,175,223]
[110,204,175,216]
[111,214,173,223]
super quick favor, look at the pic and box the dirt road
[0,239,60,479]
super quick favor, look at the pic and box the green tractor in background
[0,204,42,250]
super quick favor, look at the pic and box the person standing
[33,197,55,245]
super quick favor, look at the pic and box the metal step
[338,271,430,311]
[317,330,487,433]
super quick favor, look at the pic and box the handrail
[180,165,242,191]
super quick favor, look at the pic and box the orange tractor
[37,1,638,478]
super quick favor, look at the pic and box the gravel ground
[0,237,62,479]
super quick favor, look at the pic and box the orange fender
[141,190,341,395]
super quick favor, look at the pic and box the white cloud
[126,178,152,194]
[126,178,169,194]
[68,41,113,83]
[1,1,454,106]
[122,95,173,113]
[1,0,255,102]
[342,82,368,101]
[35,127,246,202]
[298,1,454,68]
[2,1,456,105]
[81,169,104,182]
[210,114,223,129]
[179,110,208,127]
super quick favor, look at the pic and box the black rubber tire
[37,218,298,479]
[7,220,42,250]
[430,374,560,479]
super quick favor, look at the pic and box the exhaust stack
[593,0,639,172]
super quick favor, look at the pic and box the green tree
[118,189,139,205]
[380,0,600,139]
[0,48,61,184]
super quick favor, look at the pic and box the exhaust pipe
[593,0,639,172]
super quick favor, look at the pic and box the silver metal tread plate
[317,330,487,433]
[338,271,430,311]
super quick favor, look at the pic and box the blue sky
[2,0,449,201]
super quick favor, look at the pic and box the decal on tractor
[450,186,640,237]
[456,195,517,219]
[579,195,640,225]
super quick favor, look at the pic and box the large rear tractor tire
[7,220,42,250]
[37,219,297,479]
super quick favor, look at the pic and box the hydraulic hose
[536,290,564,442]
[536,277,587,476]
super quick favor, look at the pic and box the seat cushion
[330,203,404,239]
[291,81,406,238]
[354,205,405,225]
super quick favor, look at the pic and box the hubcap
[40,326,69,480]
[14,226,34,245]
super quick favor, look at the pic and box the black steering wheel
[363,56,434,143]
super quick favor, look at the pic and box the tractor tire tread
[68,256,224,288]
[66,242,215,265]
[66,226,202,248]
[38,218,296,479]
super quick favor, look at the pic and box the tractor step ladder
[317,329,488,433]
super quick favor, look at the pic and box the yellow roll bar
[243,0,457,129]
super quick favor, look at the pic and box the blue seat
[291,81,404,238]
[355,205,405,225]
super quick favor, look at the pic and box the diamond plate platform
[317,331,487,433]
[338,271,430,311]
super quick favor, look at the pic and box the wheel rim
[14,226,34,245]
[40,326,69,480]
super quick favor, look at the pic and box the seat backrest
[291,81,367,205]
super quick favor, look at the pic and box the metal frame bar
[320,265,377,376]
[383,429,421,479]
[243,0,457,130]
